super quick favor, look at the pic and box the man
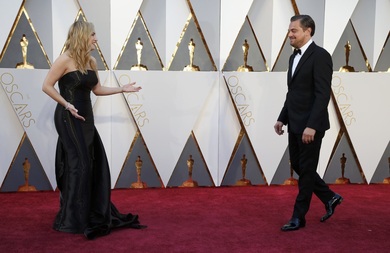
[274,15,343,231]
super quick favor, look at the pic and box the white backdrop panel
[220,0,253,70]
[0,69,57,187]
[0,0,23,52]
[332,72,390,182]
[114,70,218,185]
[0,70,26,183]
[223,72,288,183]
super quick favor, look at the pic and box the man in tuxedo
[274,15,343,231]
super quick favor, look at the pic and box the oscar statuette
[131,156,147,188]
[181,155,198,187]
[235,154,252,186]
[237,39,253,72]
[16,34,34,69]
[131,38,148,71]
[383,157,390,184]
[18,158,37,191]
[339,41,355,72]
[183,38,200,71]
[283,160,298,186]
[335,153,351,184]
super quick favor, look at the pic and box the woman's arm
[42,53,86,121]
[42,54,69,107]
[90,57,141,96]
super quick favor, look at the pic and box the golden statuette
[18,158,37,191]
[237,39,253,72]
[181,155,198,187]
[339,41,355,72]
[131,156,147,188]
[335,153,350,184]
[235,154,252,186]
[283,160,298,186]
[131,38,148,71]
[183,38,200,71]
[16,34,34,69]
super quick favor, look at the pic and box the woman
[42,21,145,239]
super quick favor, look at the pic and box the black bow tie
[293,48,301,56]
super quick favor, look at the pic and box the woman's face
[88,31,97,51]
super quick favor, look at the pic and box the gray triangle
[221,132,266,186]
[114,133,163,188]
[323,133,365,184]
[222,17,267,72]
[370,141,390,183]
[167,134,214,187]
[75,14,107,70]
[0,11,50,69]
[270,147,299,185]
[331,20,370,72]
[271,34,291,72]
[114,14,163,70]
[168,16,215,71]
[1,135,53,192]
[374,32,390,71]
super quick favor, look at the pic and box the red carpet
[0,185,389,253]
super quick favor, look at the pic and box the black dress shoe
[281,217,306,231]
[321,193,343,222]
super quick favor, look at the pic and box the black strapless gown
[53,70,144,239]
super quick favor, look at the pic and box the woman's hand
[66,103,85,121]
[122,82,142,92]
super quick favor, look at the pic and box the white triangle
[192,73,221,185]
[113,70,217,185]
[373,0,390,69]
[295,0,326,46]
[332,72,390,182]
[351,0,376,70]
[0,0,23,52]
[324,0,359,54]
[248,0,295,70]
[166,1,191,69]
[1,69,57,188]
[94,71,138,185]
[110,0,143,69]
[139,1,167,65]
[0,70,25,183]
[189,0,220,68]
[319,96,341,177]
[78,0,113,68]
[218,74,242,185]
[51,1,79,61]
[222,72,288,183]
[220,0,253,70]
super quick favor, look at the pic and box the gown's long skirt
[52,70,144,239]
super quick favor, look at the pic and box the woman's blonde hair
[64,20,96,74]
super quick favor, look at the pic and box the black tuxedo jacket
[277,42,333,134]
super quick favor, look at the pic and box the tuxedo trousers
[288,132,335,219]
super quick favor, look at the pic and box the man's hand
[274,121,285,135]
[302,127,316,144]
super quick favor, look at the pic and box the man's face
[288,20,311,49]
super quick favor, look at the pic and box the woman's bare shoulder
[53,52,76,72]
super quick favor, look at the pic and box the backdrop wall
[1,0,389,191]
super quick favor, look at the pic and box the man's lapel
[288,54,294,85]
[291,42,317,80]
